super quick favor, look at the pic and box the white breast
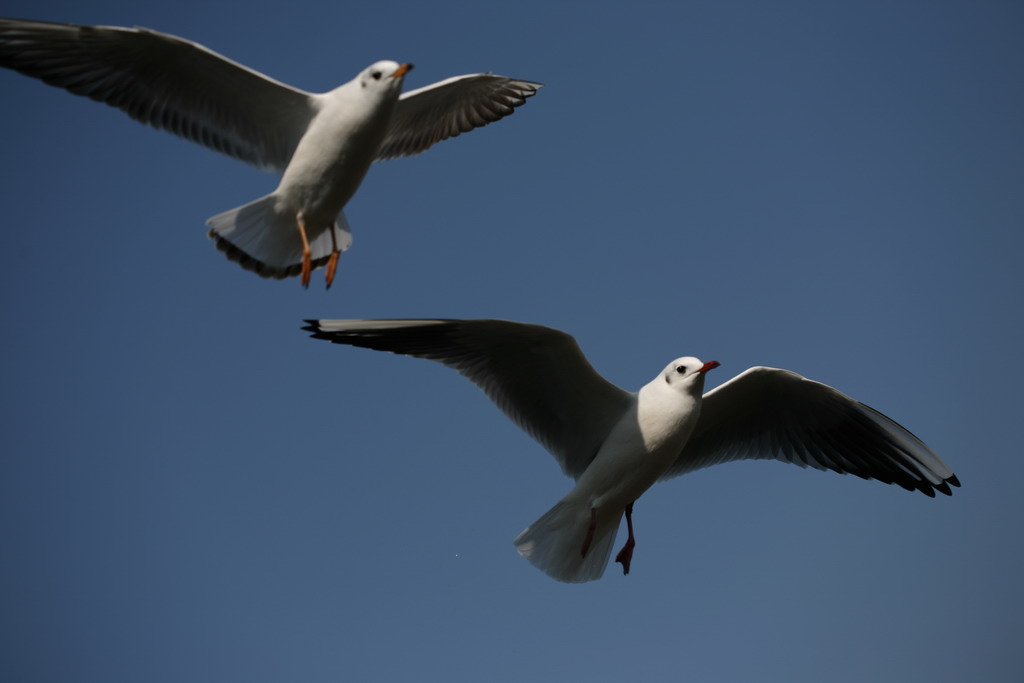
[571,384,700,511]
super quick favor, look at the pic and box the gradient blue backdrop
[2,1,1021,681]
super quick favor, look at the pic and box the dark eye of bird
[676,365,686,374]
[372,71,382,80]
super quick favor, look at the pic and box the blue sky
[1,1,1021,681]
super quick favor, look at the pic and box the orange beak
[389,63,414,79]
[697,361,720,374]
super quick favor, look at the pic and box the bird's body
[276,80,396,223]
[515,364,711,581]
[576,372,704,522]
[0,18,541,286]
[204,60,410,282]
[303,318,959,583]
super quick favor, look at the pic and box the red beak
[697,361,720,374]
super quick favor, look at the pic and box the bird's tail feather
[514,499,620,583]
[206,194,353,280]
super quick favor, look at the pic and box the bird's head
[662,357,719,394]
[359,60,413,92]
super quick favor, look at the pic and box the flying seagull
[0,17,541,287]
[302,318,959,583]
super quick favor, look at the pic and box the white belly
[570,390,700,512]
[274,96,394,225]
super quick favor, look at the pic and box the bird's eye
[371,71,383,80]
[676,365,687,374]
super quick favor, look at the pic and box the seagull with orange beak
[0,18,542,287]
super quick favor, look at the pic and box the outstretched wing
[304,319,632,480]
[375,74,541,160]
[661,367,959,497]
[0,17,317,171]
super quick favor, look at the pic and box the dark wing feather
[375,74,541,161]
[0,17,316,171]
[304,319,632,480]
[660,367,959,497]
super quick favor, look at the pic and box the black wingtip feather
[305,329,337,342]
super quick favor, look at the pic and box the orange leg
[580,507,598,557]
[296,211,312,288]
[614,501,636,575]
[325,226,340,290]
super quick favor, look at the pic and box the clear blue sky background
[2,1,1021,681]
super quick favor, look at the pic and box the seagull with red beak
[303,319,959,582]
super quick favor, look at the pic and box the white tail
[206,194,353,279]
[514,498,621,583]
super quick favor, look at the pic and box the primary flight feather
[303,318,960,583]
[0,17,542,287]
